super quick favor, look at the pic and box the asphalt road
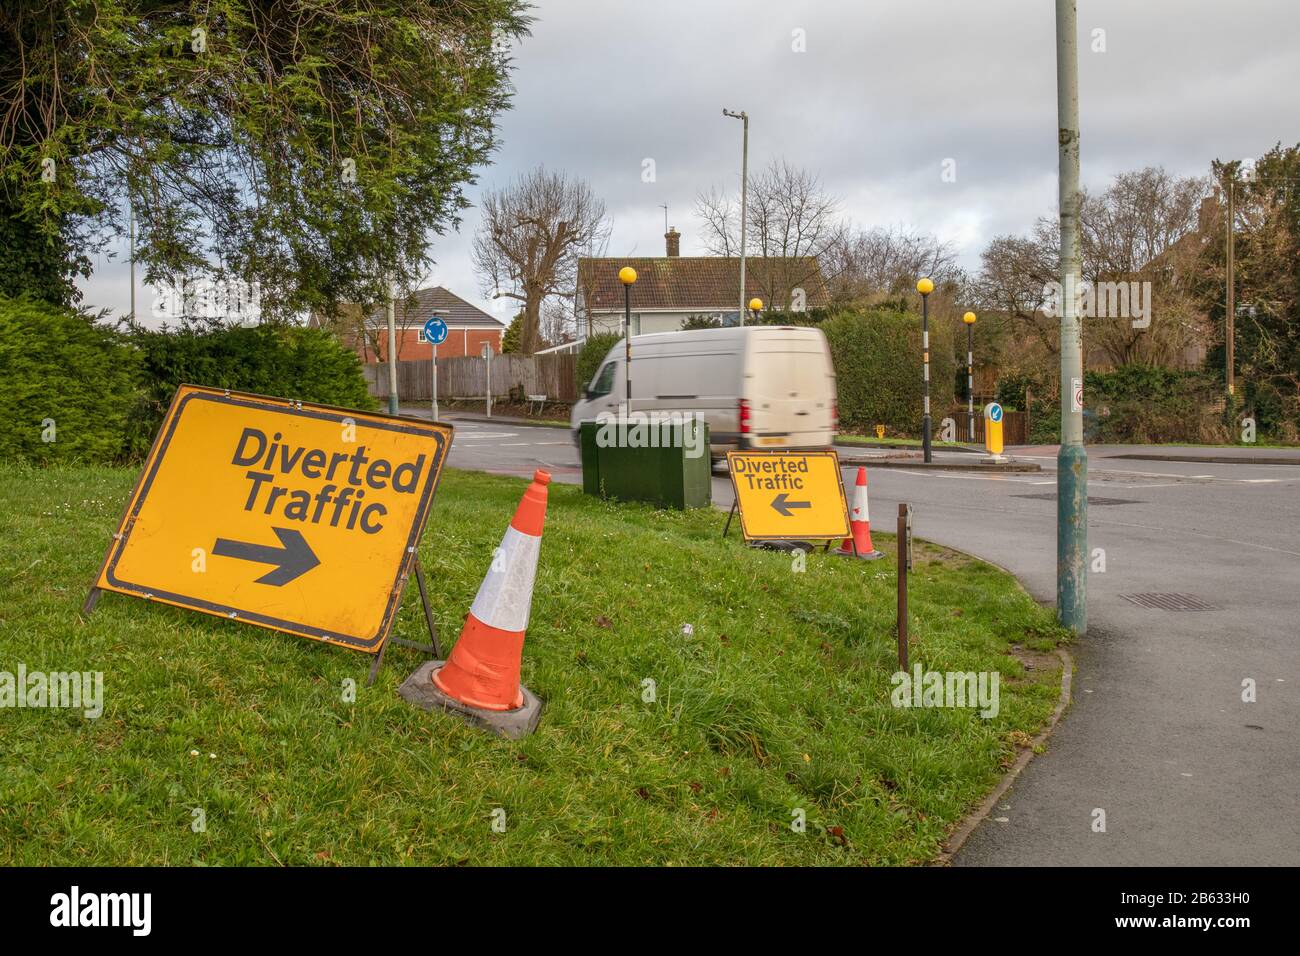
[430,410,1300,866]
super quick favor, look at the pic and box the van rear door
[744,331,836,448]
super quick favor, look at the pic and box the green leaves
[0,1,531,317]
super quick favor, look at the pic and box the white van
[571,325,838,454]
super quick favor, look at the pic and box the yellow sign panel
[726,450,850,541]
[93,385,452,651]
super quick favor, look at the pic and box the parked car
[570,325,838,455]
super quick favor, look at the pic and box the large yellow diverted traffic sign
[726,450,850,541]
[92,385,452,651]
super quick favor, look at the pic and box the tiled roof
[382,286,504,328]
[310,286,504,329]
[577,257,829,312]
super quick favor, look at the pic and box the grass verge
[0,463,1065,865]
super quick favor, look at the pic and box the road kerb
[934,646,1074,865]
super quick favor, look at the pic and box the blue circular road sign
[987,402,1004,423]
[422,317,448,345]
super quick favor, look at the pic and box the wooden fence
[946,405,1029,445]
[365,353,577,403]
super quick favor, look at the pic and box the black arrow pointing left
[212,527,320,586]
[771,492,813,517]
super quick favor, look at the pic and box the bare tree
[825,226,961,302]
[473,167,611,354]
[540,298,574,346]
[695,159,847,309]
[975,166,1210,366]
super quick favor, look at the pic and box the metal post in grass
[896,502,911,671]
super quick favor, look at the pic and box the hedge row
[0,296,376,465]
[998,366,1233,444]
[822,308,956,433]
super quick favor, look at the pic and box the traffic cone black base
[399,660,543,739]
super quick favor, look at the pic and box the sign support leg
[81,586,102,616]
[722,500,737,538]
[366,556,441,686]
[412,558,442,658]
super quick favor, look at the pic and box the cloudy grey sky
[79,0,1300,324]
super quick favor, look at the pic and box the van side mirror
[583,387,592,399]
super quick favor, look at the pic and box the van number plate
[758,436,786,446]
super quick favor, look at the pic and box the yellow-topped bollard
[983,402,1007,463]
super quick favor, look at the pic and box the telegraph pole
[1055,0,1087,635]
[1226,178,1235,397]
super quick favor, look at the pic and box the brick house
[315,286,505,362]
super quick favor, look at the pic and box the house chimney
[665,226,680,257]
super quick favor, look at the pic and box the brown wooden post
[896,502,909,671]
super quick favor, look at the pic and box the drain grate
[1120,592,1219,611]
[1012,493,1142,506]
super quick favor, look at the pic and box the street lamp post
[619,266,638,414]
[723,108,749,326]
[386,284,399,416]
[963,311,977,441]
[1055,0,1087,635]
[917,278,934,462]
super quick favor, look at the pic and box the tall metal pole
[918,281,933,463]
[1055,0,1087,635]
[129,203,136,321]
[724,109,749,326]
[386,285,399,415]
[967,322,975,440]
[1226,178,1235,397]
[431,343,439,422]
[624,283,632,412]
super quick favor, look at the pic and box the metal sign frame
[84,385,452,654]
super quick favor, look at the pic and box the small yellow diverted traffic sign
[726,450,850,541]
[91,385,452,651]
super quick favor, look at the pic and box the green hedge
[0,296,377,465]
[576,333,620,395]
[126,324,377,456]
[822,308,955,434]
[0,297,144,463]
[999,367,1231,444]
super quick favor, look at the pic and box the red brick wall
[364,327,503,362]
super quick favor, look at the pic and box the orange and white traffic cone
[400,470,548,737]
[837,466,884,560]
[432,469,550,711]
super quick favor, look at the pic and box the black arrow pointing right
[770,493,813,517]
[212,527,321,586]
